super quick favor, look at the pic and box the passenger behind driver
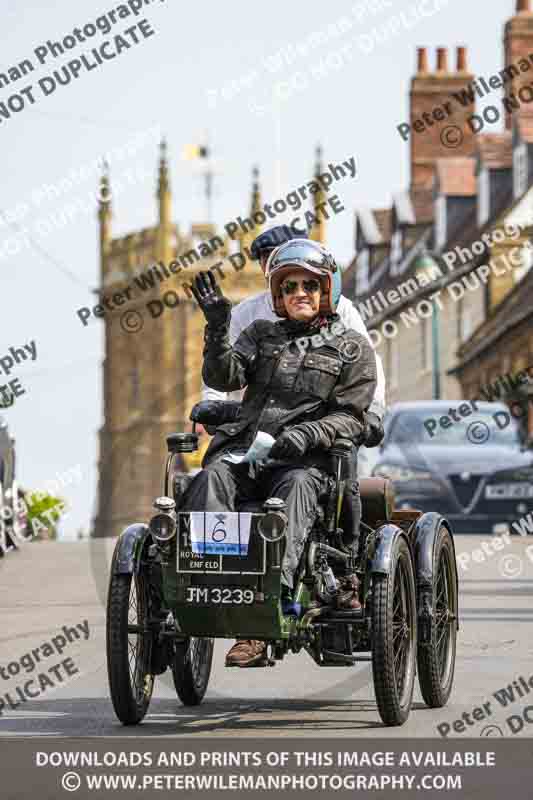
[183,239,377,668]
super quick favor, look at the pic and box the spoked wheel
[172,637,214,705]
[372,535,417,726]
[106,558,154,725]
[417,525,458,707]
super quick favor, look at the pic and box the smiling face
[280,268,322,322]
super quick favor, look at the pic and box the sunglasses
[280,278,321,296]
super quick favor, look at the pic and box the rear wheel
[106,556,154,725]
[372,535,417,726]
[417,525,458,707]
[172,637,214,705]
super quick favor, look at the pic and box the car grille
[448,474,482,508]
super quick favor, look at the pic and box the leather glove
[191,270,232,328]
[269,427,310,460]
[361,412,385,448]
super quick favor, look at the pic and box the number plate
[184,586,256,605]
[485,483,533,499]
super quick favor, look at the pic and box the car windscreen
[386,408,521,447]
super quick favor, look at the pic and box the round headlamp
[149,496,176,542]
[258,497,288,542]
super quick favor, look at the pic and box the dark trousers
[180,458,328,589]
[338,444,361,555]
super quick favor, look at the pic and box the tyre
[417,525,458,708]
[106,554,154,725]
[172,637,214,705]
[372,534,417,726]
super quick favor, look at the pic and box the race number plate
[176,513,266,575]
[485,483,533,499]
[185,586,255,605]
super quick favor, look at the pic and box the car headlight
[149,496,177,542]
[373,463,433,482]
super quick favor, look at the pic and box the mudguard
[411,512,459,641]
[371,523,410,575]
[112,523,151,575]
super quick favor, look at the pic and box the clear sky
[0,0,516,537]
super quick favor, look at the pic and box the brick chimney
[410,46,476,189]
[504,0,533,129]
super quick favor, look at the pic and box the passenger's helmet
[267,239,341,317]
[250,224,308,262]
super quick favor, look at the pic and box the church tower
[92,145,264,538]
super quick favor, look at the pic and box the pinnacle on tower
[250,165,262,217]
[157,138,172,226]
[310,144,326,243]
[98,159,111,213]
[98,160,112,251]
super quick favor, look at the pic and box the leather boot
[225,639,268,667]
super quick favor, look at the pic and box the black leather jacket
[201,314,377,470]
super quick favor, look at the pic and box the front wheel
[172,637,214,705]
[106,564,154,725]
[417,525,458,707]
[371,535,417,726]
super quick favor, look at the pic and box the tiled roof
[435,157,476,196]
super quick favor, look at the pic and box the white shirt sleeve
[336,295,386,418]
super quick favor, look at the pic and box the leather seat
[360,477,395,528]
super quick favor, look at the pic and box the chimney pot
[436,47,448,72]
[517,0,532,13]
[417,47,429,73]
[456,46,467,72]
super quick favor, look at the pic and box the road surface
[1,534,532,738]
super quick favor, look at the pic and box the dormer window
[435,194,447,251]
[478,168,490,226]
[513,142,528,199]
[356,248,369,295]
[390,230,402,274]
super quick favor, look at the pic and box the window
[356,248,369,295]
[456,296,473,343]
[514,143,528,199]
[513,241,533,284]
[435,194,447,251]
[478,168,490,226]
[385,337,399,390]
[390,229,402,274]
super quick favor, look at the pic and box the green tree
[24,491,66,540]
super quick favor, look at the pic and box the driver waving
[183,240,377,668]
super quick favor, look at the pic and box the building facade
[344,1,533,421]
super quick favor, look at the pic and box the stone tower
[92,145,265,538]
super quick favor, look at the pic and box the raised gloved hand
[361,412,385,448]
[191,270,232,328]
[269,427,311,460]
